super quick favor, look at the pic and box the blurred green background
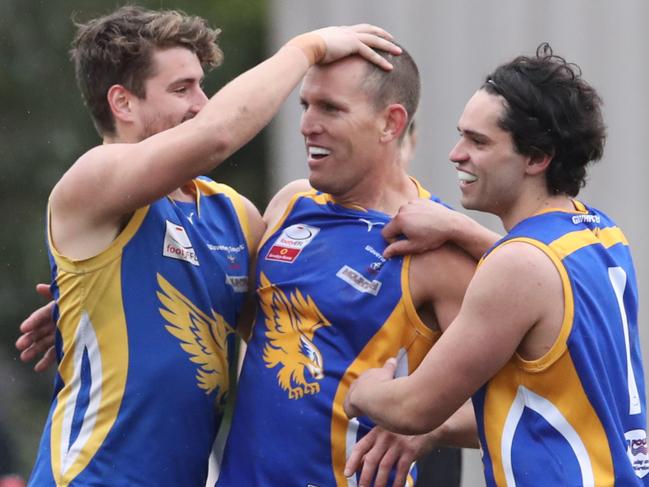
[0,0,267,477]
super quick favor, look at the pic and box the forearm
[348,377,435,435]
[190,42,314,170]
[427,401,478,449]
[449,212,501,261]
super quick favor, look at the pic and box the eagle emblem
[156,273,233,406]
[260,272,332,399]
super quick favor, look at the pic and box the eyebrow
[458,127,486,137]
[169,76,204,86]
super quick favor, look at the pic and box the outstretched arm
[345,242,562,434]
[52,26,401,260]
[382,199,500,260]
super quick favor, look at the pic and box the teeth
[308,146,331,157]
[457,171,478,183]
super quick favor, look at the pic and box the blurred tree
[0,0,267,477]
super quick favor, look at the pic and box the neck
[169,182,196,202]
[331,164,419,216]
[501,190,574,231]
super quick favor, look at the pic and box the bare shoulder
[480,240,558,282]
[263,178,312,229]
[467,240,563,327]
[410,243,476,293]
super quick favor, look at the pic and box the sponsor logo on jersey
[336,265,382,296]
[265,224,320,263]
[626,429,649,478]
[163,221,199,266]
[207,243,245,253]
[358,218,385,232]
[225,274,248,293]
[571,214,600,225]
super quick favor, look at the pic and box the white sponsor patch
[626,429,649,478]
[266,223,320,263]
[163,220,199,266]
[336,265,382,296]
[572,214,600,225]
[225,275,248,293]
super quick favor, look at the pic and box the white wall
[268,2,649,485]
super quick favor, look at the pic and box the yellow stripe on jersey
[330,259,438,486]
[549,227,628,260]
[50,257,129,486]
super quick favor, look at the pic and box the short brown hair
[361,44,420,138]
[70,5,223,135]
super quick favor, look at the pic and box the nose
[191,87,209,114]
[300,107,323,137]
[448,138,468,165]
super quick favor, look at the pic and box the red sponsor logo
[266,245,301,263]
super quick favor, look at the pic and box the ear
[525,149,553,176]
[379,104,408,143]
[107,84,136,124]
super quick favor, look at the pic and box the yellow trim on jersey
[401,255,441,343]
[330,299,438,485]
[481,237,574,372]
[197,180,253,255]
[47,204,149,273]
[550,227,628,260]
[258,189,315,250]
[50,256,129,485]
[484,356,614,486]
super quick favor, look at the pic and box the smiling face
[131,47,209,141]
[299,57,385,197]
[449,89,531,218]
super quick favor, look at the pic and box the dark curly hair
[482,43,606,196]
[70,5,223,136]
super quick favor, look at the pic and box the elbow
[206,131,234,166]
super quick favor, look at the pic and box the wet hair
[70,5,223,136]
[361,44,420,138]
[483,42,606,196]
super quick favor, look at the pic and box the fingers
[35,283,52,300]
[19,301,55,334]
[348,23,394,41]
[383,357,398,375]
[354,31,401,55]
[381,218,402,243]
[34,346,57,373]
[357,433,389,487]
[19,334,55,364]
[344,428,376,477]
[354,42,394,71]
[383,240,417,259]
[390,458,412,487]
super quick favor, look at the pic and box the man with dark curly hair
[345,44,648,485]
[23,4,400,485]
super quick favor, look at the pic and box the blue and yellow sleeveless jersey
[217,180,442,487]
[29,177,252,487]
[473,200,648,486]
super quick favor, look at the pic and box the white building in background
[268,1,649,485]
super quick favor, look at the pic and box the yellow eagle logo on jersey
[156,273,233,406]
[260,272,332,399]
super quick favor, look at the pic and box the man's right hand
[16,283,57,372]
[287,24,401,70]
